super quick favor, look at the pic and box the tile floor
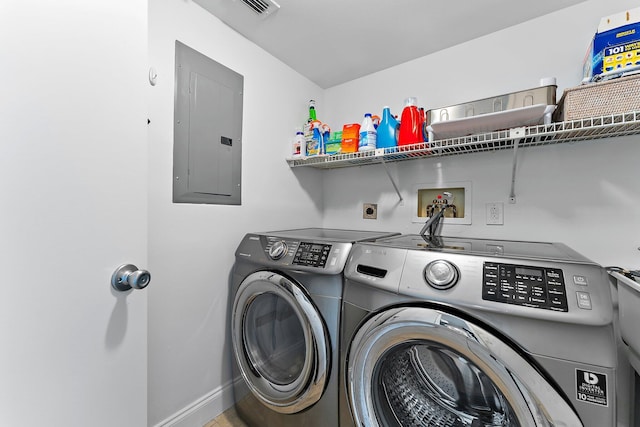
[203,406,248,427]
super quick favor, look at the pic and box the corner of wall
[152,378,243,427]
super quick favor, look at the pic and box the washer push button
[573,275,588,286]
[576,291,593,310]
[545,268,568,312]
[482,263,499,301]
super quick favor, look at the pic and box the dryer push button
[293,242,332,268]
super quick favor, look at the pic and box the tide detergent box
[583,7,640,82]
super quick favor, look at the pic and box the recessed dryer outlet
[363,203,377,219]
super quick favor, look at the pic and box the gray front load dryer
[339,235,631,427]
[230,228,397,427]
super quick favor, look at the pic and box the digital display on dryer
[483,262,568,312]
[293,242,332,268]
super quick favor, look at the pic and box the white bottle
[292,131,305,158]
[358,113,377,152]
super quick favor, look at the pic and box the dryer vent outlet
[363,203,377,220]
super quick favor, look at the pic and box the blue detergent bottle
[377,106,399,149]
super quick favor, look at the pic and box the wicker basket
[556,74,640,121]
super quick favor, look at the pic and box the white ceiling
[194,0,587,88]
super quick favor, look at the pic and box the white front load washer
[339,234,632,427]
[230,228,397,427]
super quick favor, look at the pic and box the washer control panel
[483,262,568,312]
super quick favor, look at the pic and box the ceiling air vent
[239,0,280,17]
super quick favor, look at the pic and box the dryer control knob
[424,260,459,290]
[268,240,288,260]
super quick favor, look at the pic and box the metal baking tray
[426,84,557,140]
[427,84,557,124]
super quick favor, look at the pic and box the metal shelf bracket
[379,151,403,202]
[508,127,525,204]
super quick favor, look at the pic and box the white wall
[322,0,640,268]
[147,1,323,425]
[149,0,640,425]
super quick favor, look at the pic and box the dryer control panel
[293,242,332,268]
[264,238,332,268]
[482,262,568,312]
[235,234,353,275]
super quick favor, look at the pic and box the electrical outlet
[486,202,504,225]
[363,203,377,219]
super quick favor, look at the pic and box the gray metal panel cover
[173,41,243,204]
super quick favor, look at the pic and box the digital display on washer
[293,242,332,268]
[515,266,543,278]
[483,262,568,312]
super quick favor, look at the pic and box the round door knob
[268,241,288,260]
[111,264,151,292]
[424,260,458,290]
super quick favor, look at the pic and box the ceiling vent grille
[240,0,280,16]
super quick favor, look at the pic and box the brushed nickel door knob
[111,264,151,292]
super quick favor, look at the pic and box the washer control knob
[424,260,459,290]
[268,240,288,260]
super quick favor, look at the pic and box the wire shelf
[286,110,640,169]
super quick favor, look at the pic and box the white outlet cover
[486,202,504,225]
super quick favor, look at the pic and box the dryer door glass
[232,271,330,414]
[244,292,305,385]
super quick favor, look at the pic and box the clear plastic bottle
[307,120,322,156]
[304,100,317,144]
[358,113,377,152]
[292,131,305,157]
[308,100,317,121]
[321,123,331,152]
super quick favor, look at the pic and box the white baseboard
[153,377,243,427]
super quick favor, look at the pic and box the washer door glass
[348,307,582,427]
[374,342,518,426]
[232,271,329,414]
[243,291,305,385]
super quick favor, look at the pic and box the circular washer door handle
[111,264,151,291]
